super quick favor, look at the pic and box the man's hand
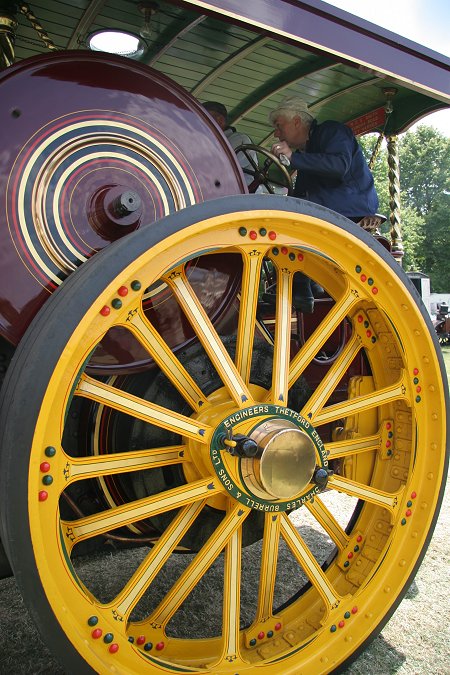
[271,141,292,160]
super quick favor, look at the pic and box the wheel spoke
[325,433,380,460]
[144,504,250,629]
[329,475,403,513]
[61,477,220,553]
[214,512,243,667]
[313,371,408,426]
[76,374,212,442]
[62,445,186,484]
[255,513,281,622]
[235,248,265,383]
[106,501,206,621]
[255,316,276,345]
[288,290,359,387]
[271,268,293,405]
[305,497,349,549]
[165,266,253,406]
[241,150,260,173]
[123,309,208,411]
[301,332,361,420]
[280,514,342,612]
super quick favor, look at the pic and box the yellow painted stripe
[112,501,205,618]
[150,504,248,626]
[273,270,291,404]
[67,447,185,482]
[281,514,341,608]
[126,311,206,411]
[330,475,401,512]
[170,274,251,405]
[312,373,408,425]
[306,498,348,548]
[257,513,280,620]
[236,250,263,382]
[77,375,210,441]
[325,433,380,459]
[302,333,361,420]
[62,477,217,547]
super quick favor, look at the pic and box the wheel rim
[1,196,447,674]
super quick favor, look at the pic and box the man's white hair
[269,96,314,126]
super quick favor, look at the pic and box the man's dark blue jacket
[289,120,379,219]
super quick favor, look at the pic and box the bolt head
[314,468,329,487]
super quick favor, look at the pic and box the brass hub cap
[209,404,328,512]
[243,419,317,500]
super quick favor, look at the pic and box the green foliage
[399,126,450,216]
[397,205,426,273]
[359,134,390,215]
[360,126,449,290]
[423,192,450,292]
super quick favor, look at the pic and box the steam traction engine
[0,3,448,674]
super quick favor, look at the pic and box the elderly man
[270,96,379,218]
[266,96,379,312]
[203,101,258,188]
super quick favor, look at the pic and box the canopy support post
[368,132,383,170]
[387,134,404,265]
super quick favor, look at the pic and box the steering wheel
[235,143,293,195]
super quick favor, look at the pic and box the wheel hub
[203,403,328,512]
[242,418,317,500]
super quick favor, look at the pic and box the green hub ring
[210,405,327,512]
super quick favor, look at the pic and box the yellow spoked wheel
[0,195,447,674]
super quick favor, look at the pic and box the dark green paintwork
[4,0,449,144]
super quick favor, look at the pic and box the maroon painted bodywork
[0,51,247,347]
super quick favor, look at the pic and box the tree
[398,126,449,290]
[359,126,449,290]
[423,192,450,292]
[398,205,426,273]
[399,126,450,216]
[359,134,390,215]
